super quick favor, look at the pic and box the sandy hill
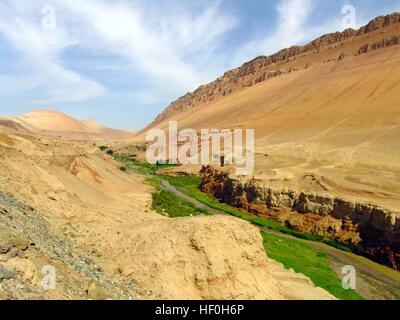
[0,129,334,300]
[0,110,135,141]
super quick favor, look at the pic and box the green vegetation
[262,232,364,300]
[116,157,178,175]
[152,189,210,218]
[146,176,210,218]
[161,174,351,252]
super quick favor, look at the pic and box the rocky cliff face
[356,35,400,55]
[148,13,400,128]
[200,166,400,270]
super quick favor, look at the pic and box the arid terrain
[1,11,400,301]
[0,128,336,299]
[125,13,400,270]
[138,13,400,212]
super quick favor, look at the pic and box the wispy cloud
[0,1,105,104]
[62,0,237,94]
[0,0,238,105]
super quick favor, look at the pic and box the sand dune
[0,109,135,141]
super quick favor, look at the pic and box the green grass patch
[116,157,178,175]
[262,232,364,300]
[152,189,210,218]
[143,174,209,218]
[145,176,162,188]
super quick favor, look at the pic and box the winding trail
[129,166,400,300]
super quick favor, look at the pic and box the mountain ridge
[146,12,400,130]
[126,11,400,270]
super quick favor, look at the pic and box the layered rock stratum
[200,166,400,270]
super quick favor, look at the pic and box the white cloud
[0,0,237,105]
[0,0,105,104]
[61,0,237,94]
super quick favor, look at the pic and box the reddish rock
[199,165,400,270]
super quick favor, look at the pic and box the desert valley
[1,10,400,301]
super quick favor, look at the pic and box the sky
[0,0,399,130]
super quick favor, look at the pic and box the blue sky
[0,0,399,130]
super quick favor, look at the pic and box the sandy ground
[0,129,335,300]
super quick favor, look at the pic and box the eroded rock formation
[356,35,400,55]
[200,166,400,270]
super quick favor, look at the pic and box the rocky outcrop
[200,166,400,270]
[357,13,400,34]
[338,52,348,61]
[356,35,400,55]
[126,215,336,300]
[147,13,400,128]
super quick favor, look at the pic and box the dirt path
[129,166,400,299]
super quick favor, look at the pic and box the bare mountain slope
[145,12,400,129]
[129,13,400,270]
[136,13,400,210]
